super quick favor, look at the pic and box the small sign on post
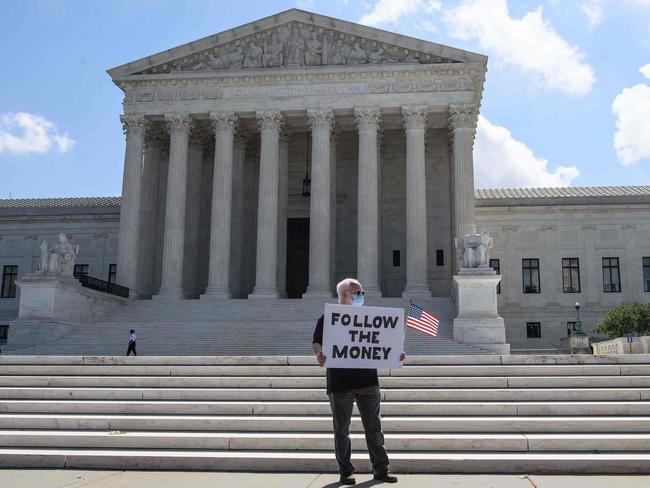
[322,304,405,369]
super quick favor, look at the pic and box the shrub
[594,302,650,338]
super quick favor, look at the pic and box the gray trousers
[328,385,390,475]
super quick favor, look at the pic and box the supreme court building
[1,9,649,353]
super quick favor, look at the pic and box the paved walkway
[3,470,650,488]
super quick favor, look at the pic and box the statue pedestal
[452,269,510,354]
[8,273,126,349]
[560,333,592,354]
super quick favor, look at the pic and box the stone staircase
[1,354,650,472]
[5,297,492,356]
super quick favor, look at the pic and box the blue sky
[1,0,649,198]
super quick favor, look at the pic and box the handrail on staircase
[77,274,129,298]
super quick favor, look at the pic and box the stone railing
[592,336,650,355]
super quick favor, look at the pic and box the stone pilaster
[449,103,479,250]
[304,109,334,298]
[277,128,292,298]
[354,108,382,297]
[249,111,284,298]
[330,127,340,292]
[203,112,238,298]
[402,105,431,298]
[116,114,148,296]
[155,113,193,299]
[183,128,206,298]
[138,129,163,298]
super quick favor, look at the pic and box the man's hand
[316,352,327,367]
[399,352,406,362]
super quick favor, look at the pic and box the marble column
[153,140,170,294]
[183,129,206,298]
[402,105,431,298]
[203,112,238,298]
[116,115,147,296]
[230,131,248,298]
[354,108,382,297]
[277,129,292,298]
[329,128,340,292]
[449,104,479,248]
[138,129,163,298]
[155,113,193,299]
[250,111,284,298]
[304,109,334,298]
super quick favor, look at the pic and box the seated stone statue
[456,225,493,269]
[39,233,79,276]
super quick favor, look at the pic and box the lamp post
[574,301,582,334]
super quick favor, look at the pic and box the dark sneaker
[339,472,356,485]
[373,471,398,483]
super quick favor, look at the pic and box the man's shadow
[320,480,383,488]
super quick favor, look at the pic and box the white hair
[336,278,361,300]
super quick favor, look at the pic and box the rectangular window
[562,258,581,293]
[108,264,117,284]
[522,259,540,294]
[644,257,650,292]
[73,264,89,279]
[526,322,541,338]
[567,321,577,336]
[0,324,7,345]
[436,249,444,266]
[1,265,18,299]
[602,257,621,293]
[490,258,501,294]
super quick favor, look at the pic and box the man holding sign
[312,278,403,485]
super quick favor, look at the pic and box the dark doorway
[286,218,309,298]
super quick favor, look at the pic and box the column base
[153,287,185,299]
[201,287,232,299]
[248,287,280,299]
[402,284,431,299]
[303,285,333,299]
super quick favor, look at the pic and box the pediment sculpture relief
[138,23,460,74]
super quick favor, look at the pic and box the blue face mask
[352,294,365,306]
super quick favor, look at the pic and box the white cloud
[640,63,650,79]
[0,112,75,155]
[443,0,596,96]
[474,115,579,188]
[359,0,441,26]
[581,0,604,27]
[612,67,650,165]
[295,0,315,10]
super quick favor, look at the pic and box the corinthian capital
[256,111,285,132]
[120,115,149,137]
[210,112,238,133]
[354,107,381,131]
[164,113,194,135]
[402,105,429,130]
[449,104,479,131]
[307,109,335,133]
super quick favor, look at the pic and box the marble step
[2,399,650,416]
[1,363,644,377]
[3,431,650,452]
[1,448,650,473]
[2,387,645,401]
[3,375,649,389]
[1,413,650,432]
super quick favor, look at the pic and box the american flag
[406,303,439,337]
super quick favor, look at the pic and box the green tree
[594,302,650,338]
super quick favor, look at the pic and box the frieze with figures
[136,23,461,75]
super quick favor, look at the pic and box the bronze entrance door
[286,218,309,298]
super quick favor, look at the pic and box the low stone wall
[8,273,126,349]
[592,336,650,355]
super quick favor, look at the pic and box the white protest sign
[322,304,405,369]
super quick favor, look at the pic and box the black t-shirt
[312,314,379,395]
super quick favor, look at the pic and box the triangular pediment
[108,9,486,78]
